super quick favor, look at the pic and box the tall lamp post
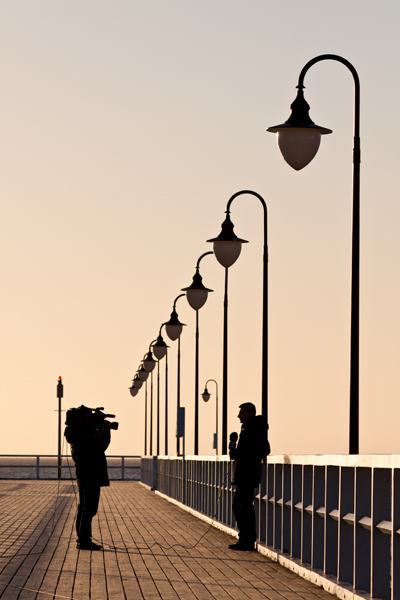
[207,190,268,454]
[202,379,219,455]
[129,382,145,454]
[267,54,360,454]
[164,294,186,455]
[129,364,150,454]
[182,252,214,455]
[57,376,63,480]
[143,344,157,454]
[153,327,169,455]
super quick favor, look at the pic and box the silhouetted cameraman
[229,402,269,551]
[64,405,118,551]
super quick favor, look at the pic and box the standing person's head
[238,402,256,423]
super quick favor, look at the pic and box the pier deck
[0,480,334,600]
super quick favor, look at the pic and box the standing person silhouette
[229,402,269,551]
[65,405,112,551]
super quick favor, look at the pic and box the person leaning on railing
[228,402,270,551]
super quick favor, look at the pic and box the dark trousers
[76,485,100,543]
[232,484,256,544]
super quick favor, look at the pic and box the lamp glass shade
[202,389,210,402]
[165,323,183,341]
[182,270,213,311]
[129,386,138,397]
[276,127,321,171]
[138,365,149,381]
[133,375,143,389]
[164,308,186,341]
[213,240,242,268]
[186,288,208,311]
[143,352,156,372]
[153,334,168,360]
[153,344,167,360]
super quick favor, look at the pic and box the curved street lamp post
[182,252,214,455]
[152,330,169,456]
[208,190,268,454]
[267,54,360,454]
[143,343,157,455]
[129,361,151,455]
[164,294,186,455]
[202,379,219,455]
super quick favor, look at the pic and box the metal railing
[0,455,141,480]
[141,454,400,600]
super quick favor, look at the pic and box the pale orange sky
[1,0,400,457]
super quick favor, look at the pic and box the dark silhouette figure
[229,402,269,551]
[64,405,111,551]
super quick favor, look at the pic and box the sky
[1,1,400,458]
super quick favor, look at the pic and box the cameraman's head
[65,405,118,432]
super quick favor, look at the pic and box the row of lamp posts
[129,53,362,456]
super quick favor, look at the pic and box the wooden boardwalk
[0,480,335,600]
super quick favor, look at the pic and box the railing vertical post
[338,466,354,586]
[325,465,339,577]
[354,467,371,594]
[371,468,391,600]
[36,456,40,480]
[312,465,325,571]
[121,456,125,481]
[152,456,158,491]
[292,464,302,559]
[392,468,400,600]
[273,463,282,550]
[302,464,312,565]
[282,463,291,554]
[266,461,274,547]
[258,461,267,544]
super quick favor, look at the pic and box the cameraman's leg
[76,485,100,543]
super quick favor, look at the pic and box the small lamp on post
[129,384,138,397]
[202,379,219,455]
[137,364,149,382]
[182,261,213,311]
[132,373,143,389]
[182,251,214,455]
[164,299,186,342]
[266,86,332,170]
[142,349,157,373]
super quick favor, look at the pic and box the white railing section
[141,454,400,600]
[0,455,141,480]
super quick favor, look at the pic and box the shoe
[76,541,102,551]
[228,541,255,551]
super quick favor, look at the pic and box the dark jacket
[230,415,269,487]
[64,425,110,488]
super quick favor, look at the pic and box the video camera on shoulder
[66,405,119,431]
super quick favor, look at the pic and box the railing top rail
[0,454,140,458]
[148,454,400,468]
[263,454,400,468]
[154,455,231,462]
